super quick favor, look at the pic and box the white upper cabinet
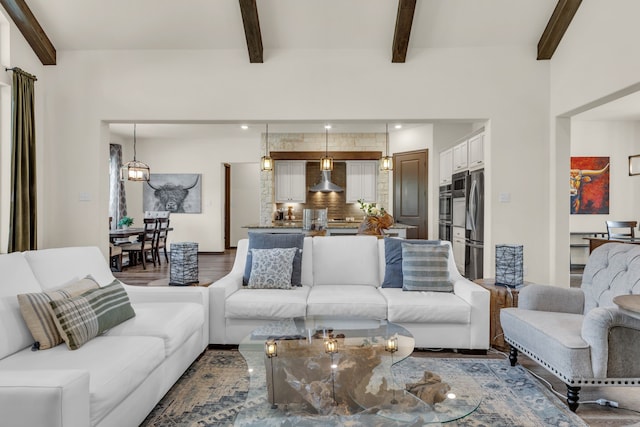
[275,160,307,203]
[468,132,485,170]
[453,140,468,172]
[439,148,453,185]
[346,161,378,203]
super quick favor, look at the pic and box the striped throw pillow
[17,276,100,350]
[48,281,135,350]
[401,243,453,292]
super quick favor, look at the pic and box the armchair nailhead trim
[504,337,640,386]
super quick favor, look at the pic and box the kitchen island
[244,221,417,238]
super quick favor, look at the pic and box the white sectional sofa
[0,246,209,427]
[209,236,490,350]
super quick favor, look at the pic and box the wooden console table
[473,278,530,351]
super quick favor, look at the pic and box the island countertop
[243,222,416,238]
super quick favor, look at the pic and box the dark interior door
[393,150,428,239]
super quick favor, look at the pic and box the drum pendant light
[120,123,151,182]
[380,123,393,171]
[260,124,273,171]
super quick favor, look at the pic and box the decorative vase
[357,213,394,237]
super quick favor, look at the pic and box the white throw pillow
[248,248,298,289]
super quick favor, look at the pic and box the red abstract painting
[570,157,610,215]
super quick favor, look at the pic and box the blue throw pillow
[243,233,305,287]
[381,237,441,288]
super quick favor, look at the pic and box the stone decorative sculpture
[405,371,450,405]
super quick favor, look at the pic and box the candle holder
[265,339,278,409]
[385,335,399,404]
[324,338,338,405]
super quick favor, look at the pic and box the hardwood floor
[114,250,640,426]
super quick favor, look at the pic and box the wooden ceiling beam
[238,0,263,63]
[0,0,56,65]
[392,0,417,63]
[537,0,582,60]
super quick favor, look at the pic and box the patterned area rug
[141,349,587,426]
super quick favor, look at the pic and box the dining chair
[121,218,158,269]
[605,220,637,239]
[154,218,171,265]
[109,242,123,271]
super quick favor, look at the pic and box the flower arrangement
[357,199,386,217]
[117,216,134,228]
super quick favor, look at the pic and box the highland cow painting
[570,157,610,215]
[143,174,202,214]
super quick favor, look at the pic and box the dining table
[585,236,640,253]
[109,227,145,243]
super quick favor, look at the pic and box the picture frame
[143,173,202,214]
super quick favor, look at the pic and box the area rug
[141,349,587,426]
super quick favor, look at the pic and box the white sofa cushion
[312,236,380,286]
[307,285,388,318]
[380,288,471,324]
[0,253,42,359]
[24,246,116,289]
[0,335,164,426]
[105,302,204,357]
[226,286,310,319]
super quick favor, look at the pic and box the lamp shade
[495,244,523,288]
[169,242,199,285]
[119,160,150,182]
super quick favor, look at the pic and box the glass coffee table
[235,317,482,426]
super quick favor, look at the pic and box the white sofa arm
[453,278,490,349]
[208,272,243,344]
[0,370,90,427]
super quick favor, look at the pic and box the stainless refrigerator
[465,169,484,280]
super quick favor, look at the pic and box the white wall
[549,0,640,285]
[570,120,640,232]
[41,46,551,281]
[230,162,260,247]
[0,7,47,253]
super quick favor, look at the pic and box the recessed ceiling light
[324,124,332,129]
[394,124,402,129]
[241,125,249,130]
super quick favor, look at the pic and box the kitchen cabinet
[346,161,378,203]
[453,140,468,172]
[452,226,466,274]
[468,132,484,170]
[275,160,307,203]
[439,148,453,185]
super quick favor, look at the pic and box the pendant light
[380,123,393,171]
[260,123,273,171]
[120,123,151,182]
[320,125,333,171]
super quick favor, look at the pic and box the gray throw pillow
[247,248,298,289]
[381,237,441,288]
[401,243,453,292]
[243,233,304,286]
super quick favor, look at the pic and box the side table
[473,278,529,351]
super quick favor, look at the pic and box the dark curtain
[8,69,37,252]
[109,144,127,228]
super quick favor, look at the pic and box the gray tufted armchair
[501,243,640,411]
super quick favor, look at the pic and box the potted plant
[117,216,134,229]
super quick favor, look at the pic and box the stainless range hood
[310,170,343,193]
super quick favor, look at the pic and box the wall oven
[439,184,452,222]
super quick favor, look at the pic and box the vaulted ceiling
[1,0,582,66]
